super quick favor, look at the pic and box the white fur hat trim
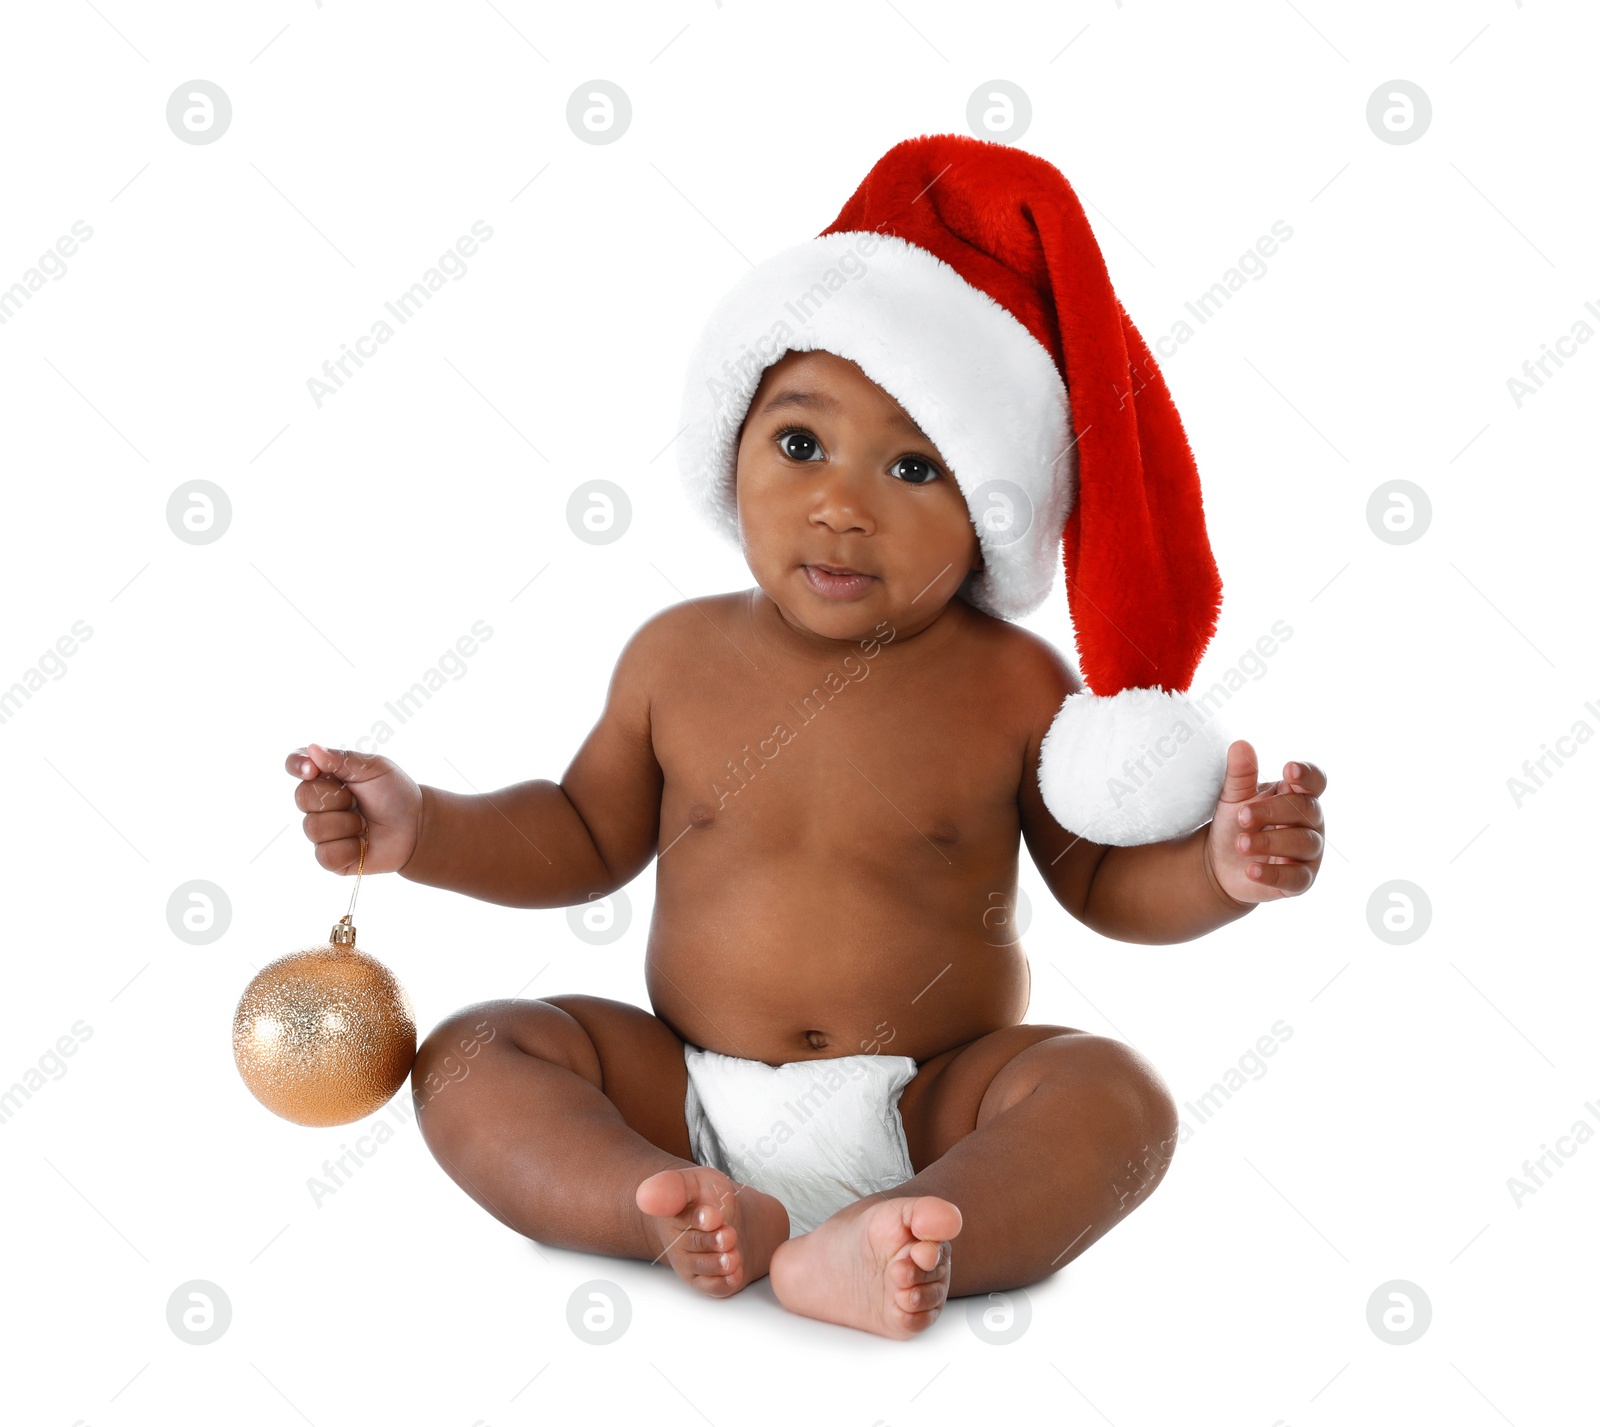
[676,230,1075,620]
[1038,687,1228,846]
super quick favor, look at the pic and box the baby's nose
[810,466,877,531]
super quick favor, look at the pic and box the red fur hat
[677,133,1228,846]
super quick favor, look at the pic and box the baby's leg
[770,1025,1178,1335]
[411,995,790,1295]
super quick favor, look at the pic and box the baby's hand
[285,743,424,876]
[1203,741,1326,905]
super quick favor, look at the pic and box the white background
[1,1,1594,1424]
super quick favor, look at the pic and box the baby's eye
[891,454,941,485]
[776,428,823,462]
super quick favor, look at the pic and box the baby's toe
[891,1236,950,1283]
[690,1273,742,1298]
[690,1176,739,1228]
[895,1278,948,1317]
[908,1238,948,1273]
[907,1196,963,1245]
[893,1257,947,1291]
[684,1250,736,1277]
[636,1168,693,1217]
[691,1203,728,1232]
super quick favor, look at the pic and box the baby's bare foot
[636,1165,791,1297]
[769,1195,962,1339]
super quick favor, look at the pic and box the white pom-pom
[1037,687,1228,846]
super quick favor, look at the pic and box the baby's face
[734,349,981,645]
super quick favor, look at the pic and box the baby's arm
[399,614,665,910]
[1020,760,1252,945]
[1025,817,1254,945]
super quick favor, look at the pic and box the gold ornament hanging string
[330,831,367,946]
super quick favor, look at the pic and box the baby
[284,136,1327,1340]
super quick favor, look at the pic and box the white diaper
[682,1044,919,1236]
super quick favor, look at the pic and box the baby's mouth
[801,564,877,600]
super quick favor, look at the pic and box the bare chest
[653,645,1022,859]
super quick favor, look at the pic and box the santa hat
[675,133,1227,847]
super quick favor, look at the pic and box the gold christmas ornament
[233,837,417,1127]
